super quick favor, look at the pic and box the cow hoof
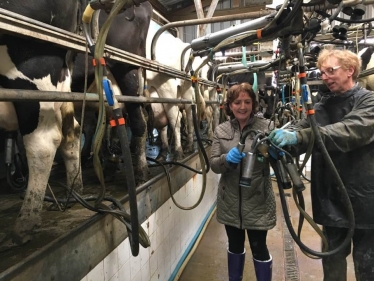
[174,150,184,160]
[183,147,194,155]
[135,171,148,185]
[0,233,30,253]
[156,151,168,161]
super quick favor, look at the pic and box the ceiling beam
[172,0,212,16]
[198,0,219,36]
[194,0,205,20]
[148,0,169,17]
[168,5,269,22]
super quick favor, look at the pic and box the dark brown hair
[223,82,258,119]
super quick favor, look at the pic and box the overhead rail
[189,14,274,52]
[215,50,274,57]
[0,8,215,88]
[0,89,219,104]
[150,9,275,60]
[215,61,270,75]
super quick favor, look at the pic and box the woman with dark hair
[210,83,276,281]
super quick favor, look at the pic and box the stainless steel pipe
[0,89,219,104]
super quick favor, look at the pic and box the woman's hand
[226,147,245,164]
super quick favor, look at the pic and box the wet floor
[178,179,356,281]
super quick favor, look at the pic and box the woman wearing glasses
[269,48,374,280]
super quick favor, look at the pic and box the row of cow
[0,0,221,248]
[1,0,374,250]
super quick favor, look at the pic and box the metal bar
[0,9,216,87]
[0,89,219,104]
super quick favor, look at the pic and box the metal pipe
[181,44,192,72]
[190,15,274,51]
[152,9,179,38]
[215,61,270,74]
[151,10,274,59]
[0,89,219,104]
[215,50,273,57]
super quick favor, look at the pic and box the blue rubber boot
[253,255,272,281]
[228,250,245,281]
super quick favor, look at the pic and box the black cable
[35,182,151,248]
[316,10,374,24]
[269,154,346,257]
[301,0,325,6]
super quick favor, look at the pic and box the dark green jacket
[210,116,276,230]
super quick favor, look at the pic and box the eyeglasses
[320,66,341,77]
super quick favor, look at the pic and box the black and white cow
[358,46,374,90]
[71,1,153,183]
[145,24,212,160]
[0,1,83,246]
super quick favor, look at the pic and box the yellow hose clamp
[82,4,95,23]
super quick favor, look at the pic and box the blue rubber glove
[269,129,298,148]
[268,145,285,159]
[226,147,246,164]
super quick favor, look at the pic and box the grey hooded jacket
[210,116,276,230]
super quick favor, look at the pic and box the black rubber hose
[269,156,348,257]
[240,129,261,145]
[148,159,204,174]
[307,110,355,240]
[6,163,27,192]
[42,183,150,249]
[112,107,139,256]
[191,103,210,173]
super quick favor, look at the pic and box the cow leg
[205,106,214,139]
[12,102,63,244]
[131,134,148,184]
[57,68,83,194]
[58,116,83,194]
[163,103,183,160]
[183,104,195,153]
[157,126,169,160]
[0,101,19,131]
[148,91,170,160]
[127,103,148,184]
[212,104,220,131]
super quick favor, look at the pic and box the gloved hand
[269,129,298,148]
[226,147,246,164]
[268,145,285,159]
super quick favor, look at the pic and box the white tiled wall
[81,171,220,281]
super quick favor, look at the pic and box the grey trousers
[322,226,374,281]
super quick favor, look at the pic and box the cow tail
[61,102,76,143]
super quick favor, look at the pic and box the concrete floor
[179,180,355,281]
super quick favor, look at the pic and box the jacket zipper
[239,130,243,229]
